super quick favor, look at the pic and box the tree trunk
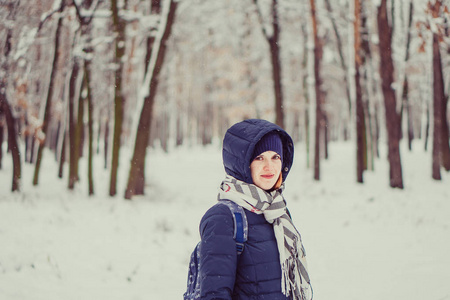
[401,1,414,151]
[252,0,284,128]
[324,0,352,116]
[269,0,284,128]
[300,23,311,168]
[377,0,404,188]
[84,61,95,195]
[355,0,365,183]
[68,60,81,189]
[0,0,21,191]
[76,81,85,159]
[125,0,178,199]
[424,102,430,151]
[176,112,184,147]
[374,104,380,159]
[435,35,450,171]
[33,1,65,186]
[360,0,373,171]
[310,0,323,181]
[0,97,22,192]
[201,103,213,146]
[402,77,414,150]
[104,118,109,169]
[109,0,127,196]
[432,32,449,179]
[58,129,66,178]
[0,119,3,169]
[440,95,450,171]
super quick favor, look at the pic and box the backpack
[183,200,248,300]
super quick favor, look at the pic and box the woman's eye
[273,155,281,160]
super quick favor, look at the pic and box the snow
[0,140,449,300]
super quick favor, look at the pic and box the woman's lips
[261,174,274,179]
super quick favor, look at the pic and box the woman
[198,119,311,300]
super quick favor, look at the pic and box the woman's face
[250,151,282,190]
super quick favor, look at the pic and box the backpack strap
[217,200,248,255]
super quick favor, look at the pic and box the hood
[222,119,294,184]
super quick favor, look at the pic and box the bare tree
[400,1,415,151]
[84,62,95,195]
[430,2,450,178]
[125,0,178,199]
[68,57,82,189]
[0,1,21,191]
[253,0,285,128]
[300,23,311,168]
[33,0,66,186]
[324,0,352,116]
[354,0,366,183]
[310,0,324,181]
[0,119,3,169]
[377,0,404,188]
[418,0,450,179]
[72,0,99,194]
[432,31,445,179]
[109,0,128,196]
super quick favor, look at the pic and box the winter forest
[0,0,450,299]
[0,0,449,195]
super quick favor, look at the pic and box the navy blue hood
[222,119,294,185]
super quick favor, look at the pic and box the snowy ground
[0,140,449,300]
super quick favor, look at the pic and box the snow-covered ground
[0,140,449,300]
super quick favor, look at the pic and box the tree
[67,58,82,189]
[71,0,99,194]
[0,100,21,192]
[109,0,128,196]
[33,0,66,186]
[124,0,178,199]
[0,1,21,191]
[310,0,324,181]
[84,61,95,195]
[354,0,366,183]
[418,0,450,179]
[300,23,311,169]
[324,0,352,116]
[0,119,3,169]
[400,1,415,151]
[253,0,285,128]
[430,1,450,179]
[376,0,404,188]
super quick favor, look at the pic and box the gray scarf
[218,175,312,300]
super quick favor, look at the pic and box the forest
[0,0,449,198]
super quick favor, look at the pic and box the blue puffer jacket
[199,119,294,300]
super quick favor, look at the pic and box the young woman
[197,119,311,300]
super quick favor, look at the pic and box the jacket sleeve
[199,204,237,300]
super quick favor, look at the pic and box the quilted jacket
[198,119,294,299]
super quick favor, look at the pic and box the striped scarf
[218,175,312,300]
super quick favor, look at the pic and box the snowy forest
[1,0,450,300]
[0,0,448,198]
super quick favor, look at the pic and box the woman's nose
[263,161,272,170]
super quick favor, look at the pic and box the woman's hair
[273,174,283,190]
